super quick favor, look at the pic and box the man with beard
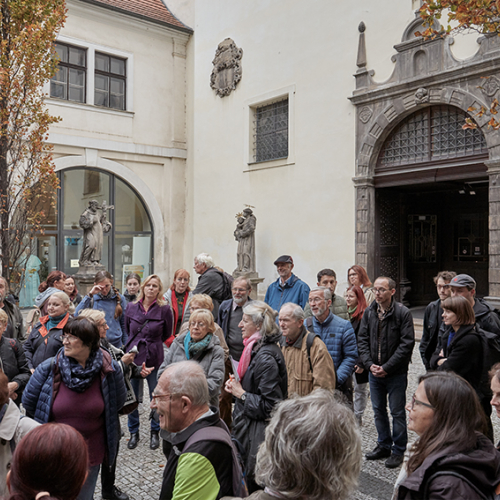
[306,287,357,403]
[0,277,25,342]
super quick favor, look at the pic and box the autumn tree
[0,0,66,289]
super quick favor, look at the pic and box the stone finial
[357,22,367,69]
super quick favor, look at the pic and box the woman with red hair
[6,423,88,500]
[346,265,375,305]
[163,269,192,339]
[346,285,369,426]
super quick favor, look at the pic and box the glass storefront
[24,168,154,305]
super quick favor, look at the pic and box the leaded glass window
[254,99,288,162]
[378,106,487,167]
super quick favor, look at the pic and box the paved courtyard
[92,347,499,500]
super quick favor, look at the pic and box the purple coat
[125,301,174,368]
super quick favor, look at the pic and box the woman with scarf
[225,300,288,493]
[124,274,173,451]
[345,285,369,427]
[22,316,126,500]
[75,270,127,349]
[24,292,71,373]
[123,273,141,305]
[163,269,192,338]
[33,271,67,316]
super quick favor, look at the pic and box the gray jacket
[159,330,225,408]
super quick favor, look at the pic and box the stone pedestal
[233,271,264,300]
[73,264,105,297]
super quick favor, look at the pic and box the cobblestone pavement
[93,348,500,500]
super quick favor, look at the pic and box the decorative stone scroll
[210,38,243,98]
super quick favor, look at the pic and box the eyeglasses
[232,288,248,293]
[373,288,390,294]
[410,393,434,410]
[61,334,79,343]
[98,321,108,329]
[348,273,358,277]
[151,392,176,401]
[308,297,325,304]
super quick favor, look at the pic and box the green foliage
[0,0,66,287]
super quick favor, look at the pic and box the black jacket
[357,299,415,376]
[430,324,484,395]
[0,336,30,401]
[420,299,443,370]
[232,332,287,482]
[398,433,500,500]
[474,298,500,336]
[193,267,225,319]
[1,300,25,342]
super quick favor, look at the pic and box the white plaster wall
[187,0,418,295]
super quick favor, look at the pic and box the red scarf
[237,332,262,381]
[165,291,188,347]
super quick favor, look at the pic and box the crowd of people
[0,254,500,499]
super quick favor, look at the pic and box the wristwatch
[240,392,247,401]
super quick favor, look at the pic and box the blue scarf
[47,313,67,331]
[58,349,103,393]
[184,332,213,360]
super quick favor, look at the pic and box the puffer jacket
[23,314,69,370]
[22,348,126,466]
[397,433,500,500]
[0,337,30,401]
[281,326,336,396]
[306,312,358,386]
[160,331,225,407]
[75,292,127,348]
[303,294,349,320]
[264,273,310,311]
[357,299,415,376]
[232,332,287,483]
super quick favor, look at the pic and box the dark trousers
[101,442,119,495]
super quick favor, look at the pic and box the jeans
[77,463,100,500]
[353,374,369,417]
[128,368,160,434]
[369,371,408,456]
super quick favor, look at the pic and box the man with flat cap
[449,274,500,336]
[264,255,310,312]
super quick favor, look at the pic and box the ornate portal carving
[359,106,373,123]
[414,87,429,105]
[210,38,243,98]
[481,76,500,97]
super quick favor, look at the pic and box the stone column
[485,159,500,307]
[353,177,376,279]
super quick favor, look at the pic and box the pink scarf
[237,331,262,381]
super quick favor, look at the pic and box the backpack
[183,423,248,498]
[476,326,500,371]
[303,319,319,373]
[214,270,234,302]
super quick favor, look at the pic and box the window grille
[254,99,288,162]
[50,42,86,103]
[378,106,487,167]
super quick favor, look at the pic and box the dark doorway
[375,180,488,306]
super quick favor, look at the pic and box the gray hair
[195,253,214,268]
[0,276,7,290]
[233,276,251,291]
[310,286,332,301]
[78,309,106,324]
[243,300,279,337]
[162,361,210,407]
[280,303,305,321]
[255,390,362,500]
[48,291,71,308]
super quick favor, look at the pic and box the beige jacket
[282,327,336,396]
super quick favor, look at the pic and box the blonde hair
[48,292,73,315]
[189,309,216,334]
[136,274,166,306]
[78,309,106,324]
[190,294,214,312]
[0,309,7,326]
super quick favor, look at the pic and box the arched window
[23,168,153,305]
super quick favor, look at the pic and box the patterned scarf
[184,332,213,360]
[58,349,103,393]
[237,332,262,381]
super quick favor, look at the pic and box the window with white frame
[254,98,289,162]
[94,52,126,110]
[50,42,86,103]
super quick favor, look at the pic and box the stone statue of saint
[234,208,256,273]
[79,200,113,266]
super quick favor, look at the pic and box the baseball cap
[449,274,476,289]
[274,255,293,265]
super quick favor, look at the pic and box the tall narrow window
[50,42,86,103]
[95,52,126,110]
[254,98,289,162]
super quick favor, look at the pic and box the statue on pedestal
[79,200,114,266]
[234,207,256,274]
